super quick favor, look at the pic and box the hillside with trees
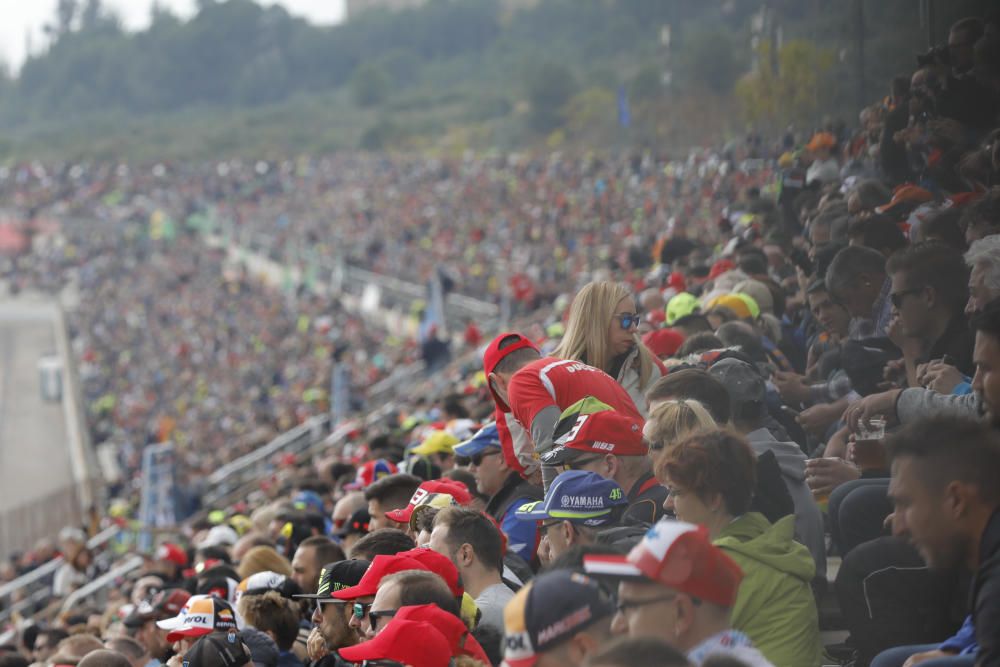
[0,0,991,158]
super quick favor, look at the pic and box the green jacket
[715,512,822,667]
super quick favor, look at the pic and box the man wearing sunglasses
[292,559,369,664]
[885,242,975,387]
[454,423,541,565]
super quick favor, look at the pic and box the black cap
[182,631,251,667]
[293,560,370,600]
[334,508,371,537]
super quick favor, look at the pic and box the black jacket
[624,472,669,526]
[974,507,1000,666]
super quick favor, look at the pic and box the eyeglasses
[890,287,924,309]
[361,660,407,667]
[470,449,501,466]
[313,599,347,614]
[615,594,677,614]
[353,602,373,620]
[615,313,641,330]
[368,608,398,632]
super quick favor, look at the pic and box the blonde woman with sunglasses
[553,281,666,416]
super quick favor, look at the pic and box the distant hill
[0,0,989,159]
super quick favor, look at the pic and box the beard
[322,615,357,650]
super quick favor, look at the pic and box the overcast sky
[0,0,346,73]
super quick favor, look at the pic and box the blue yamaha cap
[454,423,502,458]
[514,470,627,527]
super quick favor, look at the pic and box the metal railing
[60,554,144,613]
[204,414,330,507]
[0,524,122,626]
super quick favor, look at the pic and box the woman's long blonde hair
[645,398,718,452]
[554,281,657,389]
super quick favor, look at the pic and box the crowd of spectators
[3,9,1000,667]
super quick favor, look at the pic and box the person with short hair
[656,430,822,667]
[290,537,345,598]
[363,474,422,532]
[78,649,132,667]
[825,244,893,339]
[104,637,149,667]
[364,570,461,640]
[885,242,974,385]
[453,422,542,564]
[347,527,415,561]
[645,370,732,425]
[32,628,70,665]
[883,416,1000,667]
[236,591,302,667]
[429,506,512,633]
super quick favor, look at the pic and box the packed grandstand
[3,10,1000,667]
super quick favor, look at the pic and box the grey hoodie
[896,387,983,423]
[745,427,827,578]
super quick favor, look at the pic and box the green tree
[523,61,577,133]
[675,27,740,95]
[563,85,617,145]
[351,62,392,107]
[735,39,835,128]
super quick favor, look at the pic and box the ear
[560,521,575,546]
[459,542,475,567]
[923,285,937,309]
[605,454,620,478]
[707,492,726,514]
[567,632,600,662]
[944,480,970,519]
[674,595,696,638]
[488,372,506,395]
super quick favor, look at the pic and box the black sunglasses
[890,287,924,309]
[361,661,406,667]
[470,449,501,466]
[368,608,398,632]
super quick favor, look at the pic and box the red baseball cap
[385,480,474,524]
[396,604,490,664]
[331,555,427,600]
[397,548,463,598]
[483,332,539,411]
[345,459,398,490]
[155,543,188,568]
[541,407,647,465]
[708,258,735,280]
[642,328,685,359]
[337,619,452,667]
[583,521,743,608]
